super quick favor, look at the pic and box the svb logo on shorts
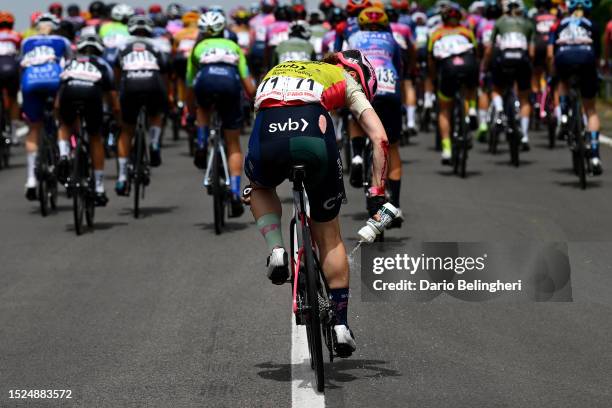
[268,118,309,133]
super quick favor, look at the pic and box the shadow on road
[255,361,291,382]
[435,170,483,178]
[492,159,535,167]
[65,221,128,233]
[194,221,249,233]
[119,205,179,218]
[28,204,71,215]
[554,180,603,189]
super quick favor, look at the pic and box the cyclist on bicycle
[347,7,405,227]
[531,0,557,108]
[272,20,316,66]
[229,7,252,55]
[308,12,327,60]
[484,0,535,152]
[428,3,479,165]
[99,4,133,65]
[266,5,293,70]
[65,4,86,33]
[548,0,602,174]
[172,10,200,108]
[115,16,169,195]
[321,7,346,55]
[249,0,277,81]
[165,3,185,37]
[0,12,21,145]
[333,0,372,51]
[57,35,120,206]
[187,11,256,217]
[20,13,71,200]
[245,51,388,357]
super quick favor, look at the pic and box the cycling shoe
[267,247,289,285]
[333,325,356,358]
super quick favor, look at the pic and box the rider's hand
[366,194,386,218]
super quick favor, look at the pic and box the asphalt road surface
[1,127,612,408]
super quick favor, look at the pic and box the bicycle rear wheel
[73,136,85,235]
[572,99,587,190]
[211,147,225,235]
[506,95,520,167]
[133,124,144,219]
[302,224,325,392]
[38,136,50,217]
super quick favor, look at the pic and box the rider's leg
[438,96,452,163]
[148,113,163,167]
[519,89,531,146]
[478,86,490,138]
[387,141,402,209]
[25,121,41,190]
[194,106,210,169]
[403,79,417,132]
[117,124,134,183]
[348,118,366,188]
[224,128,243,195]
[583,98,603,173]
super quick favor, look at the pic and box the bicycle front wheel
[73,142,85,235]
[133,125,145,219]
[302,224,325,392]
[211,148,224,235]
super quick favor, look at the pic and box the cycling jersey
[186,38,249,87]
[117,38,168,124]
[398,14,415,32]
[533,12,557,66]
[21,35,71,122]
[230,25,251,54]
[273,37,315,65]
[390,22,413,51]
[334,17,360,52]
[166,19,183,36]
[309,24,328,59]
[266,21,290,48]
[491,16,535,54]
[347,30,402,98]
[172,27,198,80]
[321,30,336,55]
[249,12,275,58]
[428,25,477,60]
[58,55,114,133]
[0,29,21,57]
[99,22,130,65]
[255,61,371,117]
[476,18,495,49]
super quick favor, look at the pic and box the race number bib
[237,32,250,49]
[198,47,240,66]
[122,49,160,71]
[558,24,592,45]
[432,34,473,59]
[497,32,528,50]
[268,30,289,47]
[103,34,128,49]
[255,75,324,108]
[536,19,555,34]
[61,60,102,82]
[0,41,17,56]
[375,67,397,95]
[482,28,493,46]
[152,37,171,54]
[21,45,56,67]
[255,26,267,42]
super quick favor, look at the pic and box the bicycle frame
[202,111,230,190]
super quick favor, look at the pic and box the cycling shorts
[555,49,598,99]
[491,49,531,92]
[172,55,187,80]
[21,63,62,122]
[534,38,548,68]
[119,74,167,124]
[193,65,243,130]
[58,83,104,134]
[0,56,19,96]
[245,104,345,222]
[436,52,478,101]
[248,42,266,77]
[372,96,402,145]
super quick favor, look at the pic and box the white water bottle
[358,203,399,243]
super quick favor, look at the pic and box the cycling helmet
[231,7,251,23]
[0,12,15,29]
[567,0,592,11]
[89,1,106,18]
[182,10,200,25]
[484,0,503,18]
[49,2,63,17]
[358,7,390,29]
[469,1,486,13]
[441,4,462,23]
[36,13,61,29]
[535,0,552,8]
[127,15,154,36]
[391,0,410,11]
[134,7,146,16]
[67,4,81,17]
[152,13,167,28]
[77,34,105,55]
[309,11,323,25]
[502,0,525,13]
[347,0,372,16]
[293,4,307,20]
[289,20,311,39]
[198,11,226,37]
[208,5,226,16]
[319,0,336,15]
[261,0,278,14]
[111,4,135,23]
[149,4,163,15]
[328,7,347,25]
[412,11,428,24]
[336,50,377,101]
[167,3,184,19]
[385,5,399,22]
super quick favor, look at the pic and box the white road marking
[291,316,325,408]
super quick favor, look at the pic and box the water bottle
[358,203,399,243]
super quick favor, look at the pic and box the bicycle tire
[172,114,180,141]
[38,136,50,217]
[73,134,85,235]
[507,94,520,167]
[573,98,587,190]
[83,123,95,228]
[133,120,144,219]
[302,224,325,392]
[342,117,351,174]
[211,148,223,235]
[546,92,556,149]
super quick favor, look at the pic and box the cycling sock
[118,157,128,182]
[197,126,209,149]
[257,213,284,252]
[441,138,451,152]
[332,114,343,142]
[351,136,366,158]
[230,175,241,196]
[387,179,401,208]
[555,105,562,121]
[468,99,476,110]
[478,109,488,126]
[26,151,37,182]
[94,170,104,193]
[493,95,503,112]
[424,92,434,108]
[149,126,161,150]
[406,105,416,128]
[58,139,70,157]
[590,131,600,156]
[559,95,569,115]
[520,117,529,141]
[329,288,349,326]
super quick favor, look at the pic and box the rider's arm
[344,73,389,192]
[237,46,256,99]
